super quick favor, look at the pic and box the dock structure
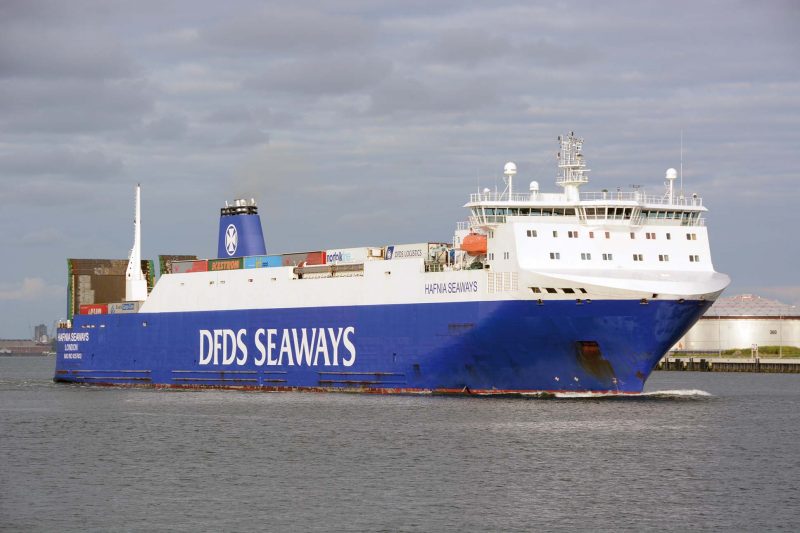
[658,356,800,373]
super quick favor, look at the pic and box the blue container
[244,255,282,269]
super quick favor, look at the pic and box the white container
[325,247,383,264]
[108,301,141,314]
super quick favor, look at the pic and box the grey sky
[1,0,798,337]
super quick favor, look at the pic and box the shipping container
[384,243,428,261]
[243,255,283,269]
[67,258,155,320]
[325,247,384,264]
[159,254,198,276]
[385,242,451,262]
[208,257,243,271]
[108,301,141,314]
[281,251,326,267]
[79,304,108,315]
[171,259,209,274]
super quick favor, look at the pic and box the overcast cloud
[0,0,798,336]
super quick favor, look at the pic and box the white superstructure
[139,133,728,314]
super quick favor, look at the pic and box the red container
[305,251,326,265]
[79,304,108,315]
[171,260,209,273]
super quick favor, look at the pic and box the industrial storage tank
[672,294,800,354]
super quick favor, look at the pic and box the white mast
[125,184,148,302]
[556,132,590,202]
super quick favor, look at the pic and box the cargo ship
[55,133,730,395]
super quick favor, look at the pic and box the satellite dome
[504,162,517,176]
[666,168,678,181]
[529,181,539,192]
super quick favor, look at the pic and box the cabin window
[526,230,538,237]
[553,230,558,237]
[589,231,594,239]
[659,254,669,262]
[689,255,700,262]
[581,253,591,260]
[602,253,613,261]
[605,231,610,239]
[630,232,635,239]
[686,233,697,240]
[549,252,560,260]
[633,254,644,261]
[666,233,671,240]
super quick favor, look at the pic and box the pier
[658,356,800,373]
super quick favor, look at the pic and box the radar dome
[529,181,539,192]
[504,162,517,176]
[666,168,678,181]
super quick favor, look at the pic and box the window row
[527,230,700,241]
[548,252,700,262]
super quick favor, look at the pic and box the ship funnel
[217,198,267,258]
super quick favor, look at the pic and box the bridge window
[562,288,575,294]
[545,287,557,294]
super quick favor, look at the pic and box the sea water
[1,357,798,531]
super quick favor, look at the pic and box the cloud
[0,148,124,180]
[201,7,375,54]
[19,227,63,246]
[368,75,497,115]
[244,55,392,96]
[0,27,136,80]
[0,277,63,301]
[0,78,153,134]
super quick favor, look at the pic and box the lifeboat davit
[460,233,487,255]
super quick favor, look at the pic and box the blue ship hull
[54,299,711,394]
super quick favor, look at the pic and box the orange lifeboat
[460,233,487,255]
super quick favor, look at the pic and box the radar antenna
[556,132,590,201]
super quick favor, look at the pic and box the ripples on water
[1,357,798,532]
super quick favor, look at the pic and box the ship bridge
[464,133,706,229]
